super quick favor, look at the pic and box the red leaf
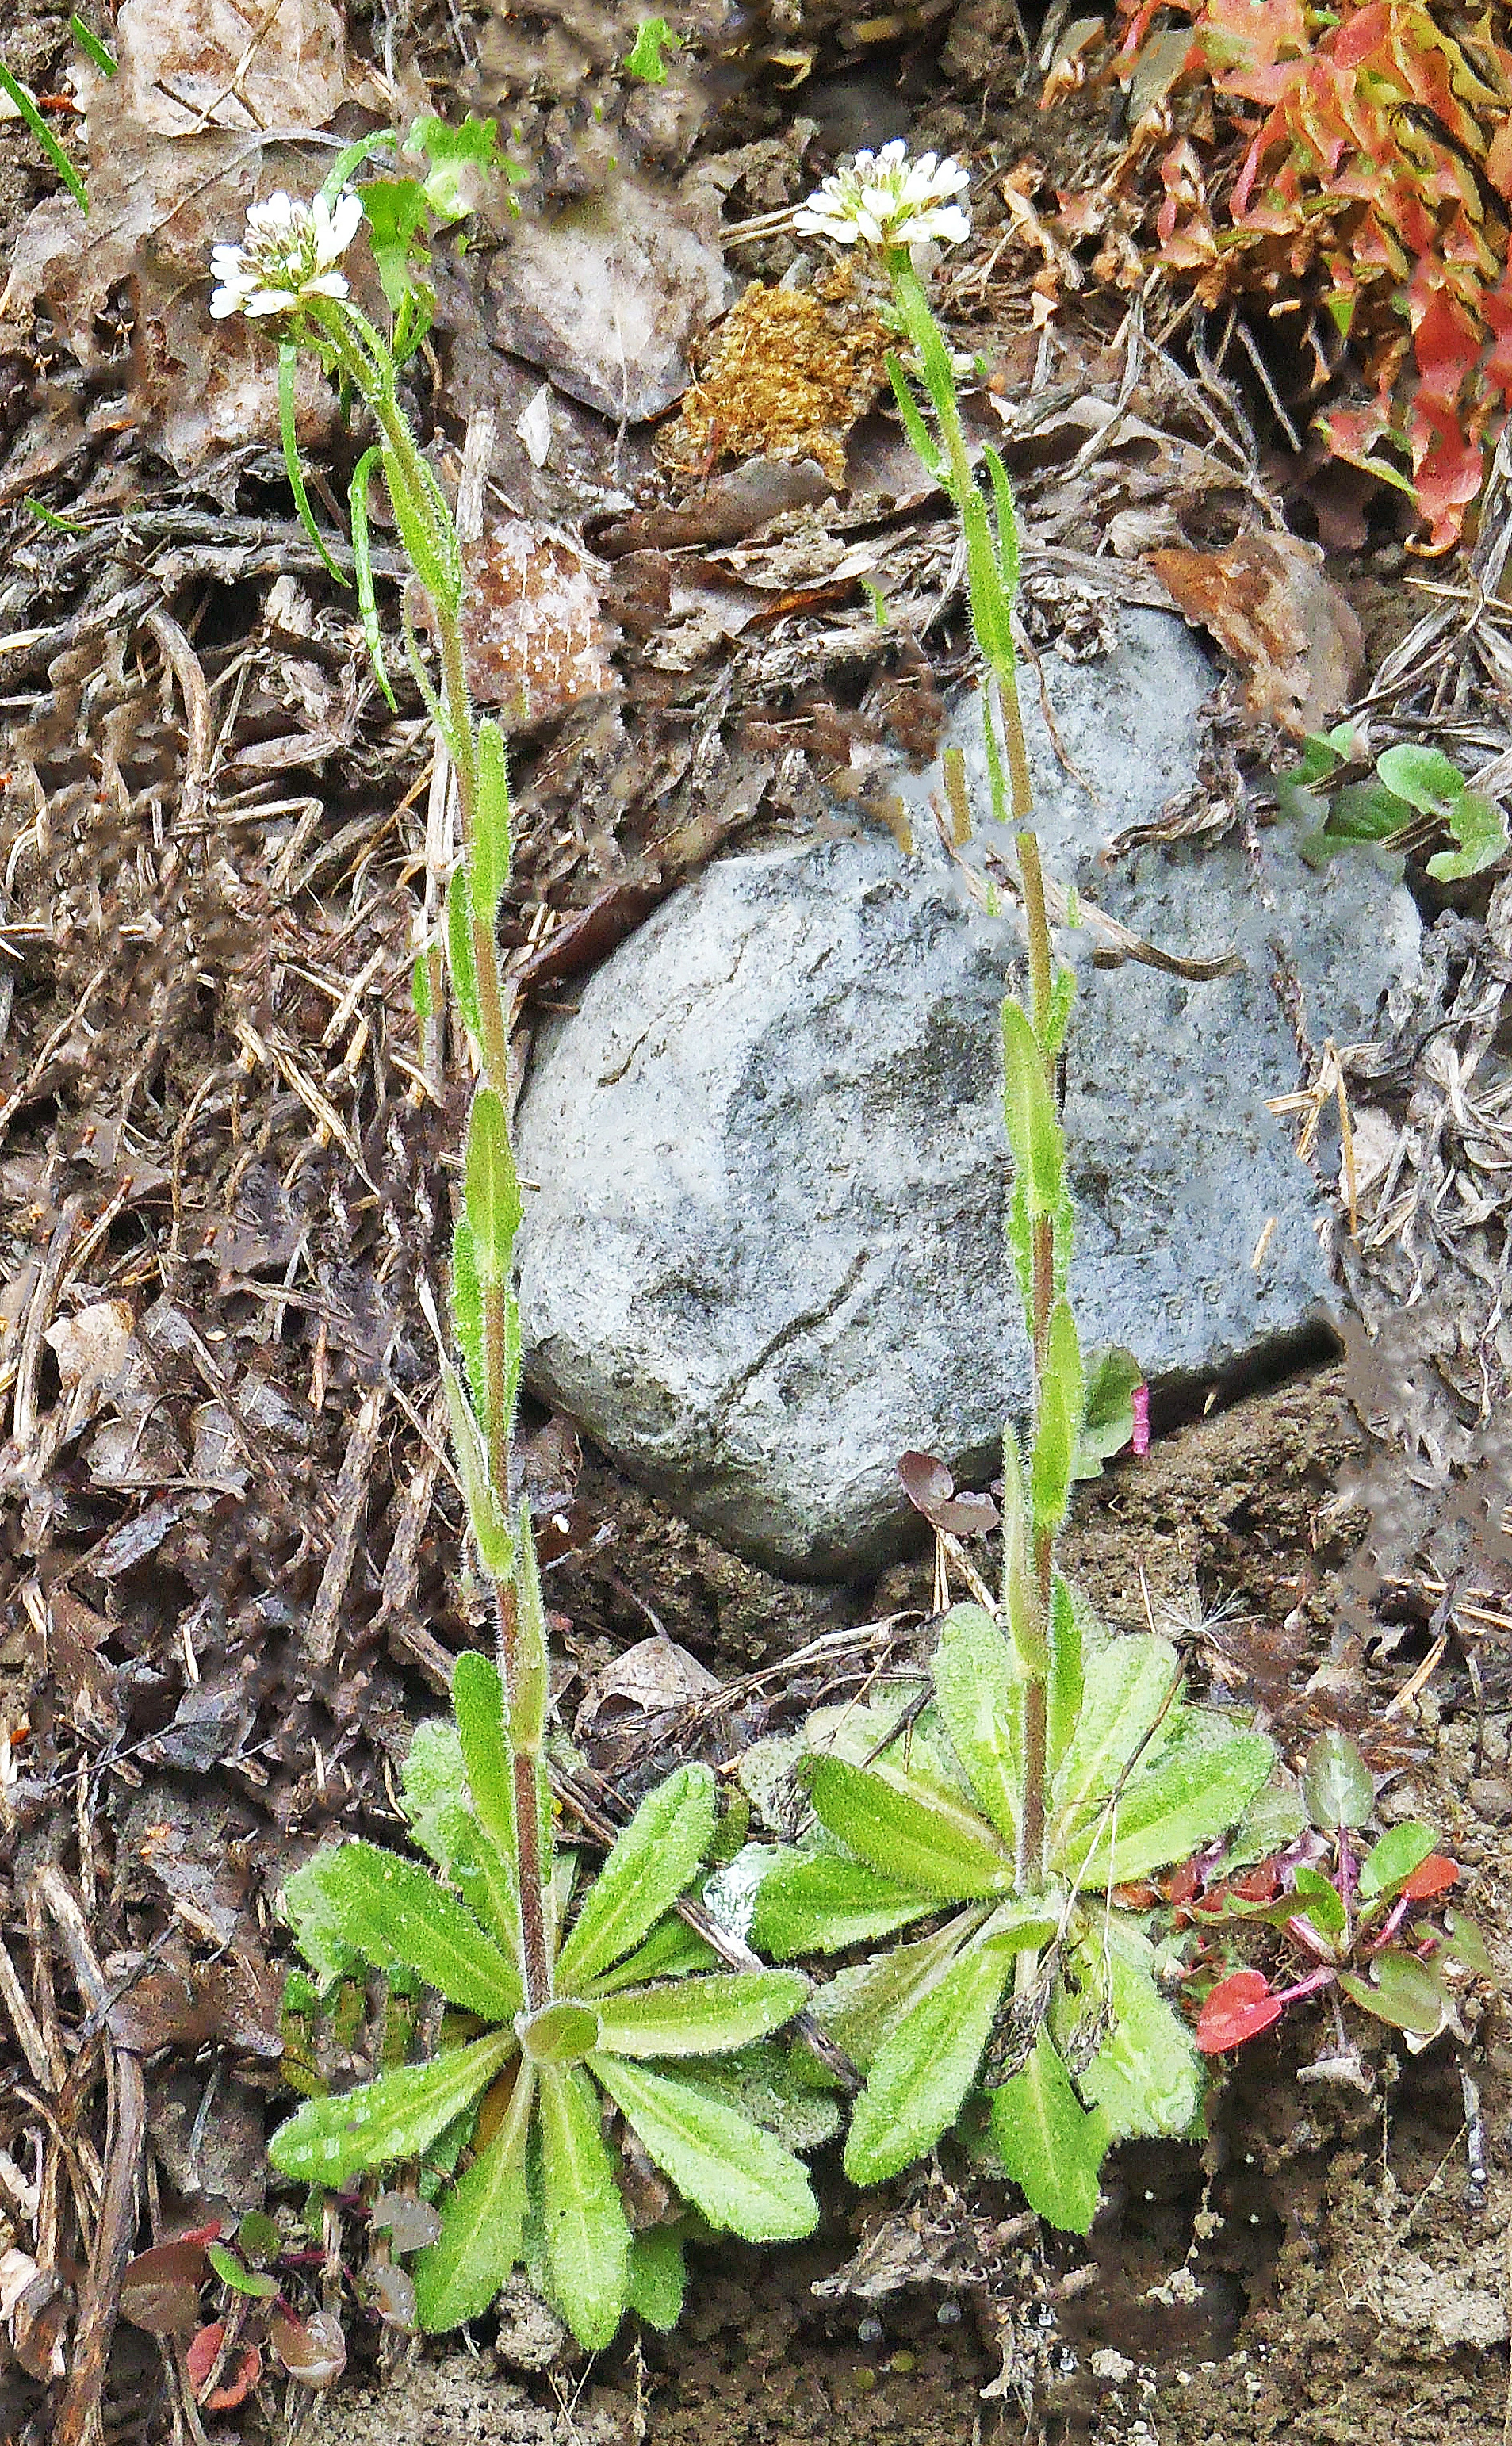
[1196,1969,1283,2053]
[186,2323,224,2392]
[1232,1858,1280,1902]
[206,2346,262,2411]
[1400,1854,1458,1900]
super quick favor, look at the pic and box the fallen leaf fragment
[457,519,616,726]
[1150,531,1364,737]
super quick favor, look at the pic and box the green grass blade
[69,15,117,73]
[0,65,86,212]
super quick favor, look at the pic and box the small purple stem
[1276,1964,1335,2008]
[1285,1913,1337,1963]
[1365,1893,1411,1954]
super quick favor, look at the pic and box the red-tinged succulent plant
[1110,0,1512,548]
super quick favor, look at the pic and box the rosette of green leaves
[752,1606,1273,2233]
[270,1654,817,2345]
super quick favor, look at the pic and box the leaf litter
[0,0,1507,2436]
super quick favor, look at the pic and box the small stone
[1468,1777,1512,1823]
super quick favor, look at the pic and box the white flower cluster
[209,188,363,320]
[794,140,971,251]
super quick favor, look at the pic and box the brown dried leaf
[369,2194,443,2253]
[577,1633,720,1736]
[458,521,616,726]
[1150,532,1364,737]
[119,2239,209,2337]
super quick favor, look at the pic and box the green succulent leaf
[1338,1951,1452,2039]
[446,868,481,1045]
[931,1603,1024,1847]
[269,2031,515,2188]
[1001,1000,1062,1218]
[844,1943,1016,2185]
[441,1362,513,1579]
[989,2027,1108,2234]
[808,1912,985,2072]
[301,1840,523,2021]
[751,1851,937,1958]
[1301,1729,1374,1832]
[538,2065,632,2349]
[626,2225,687,2330]
[555,1766,716,1992]
[413,2064,534,2332]
[1289,1865,1347,1939]
[593,2058,817,2242]
[804,1756,1012,1901]
[593,1971,810,2057]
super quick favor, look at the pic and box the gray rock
[515,608,1423,1577]
[485,176,725,423]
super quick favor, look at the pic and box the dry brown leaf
[1150,531,1364,737]
[459,519,617,725]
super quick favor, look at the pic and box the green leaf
[626,2226,686,2330]
[0,62,87,210]
[450,1213,486,1425]
[309,1841,523,2020]
[510,1504,551,1755]
[808,1912,985,2072]
[282,1849,367,1986]
[590,1916,718,1993]
[989,2027,1109,2234]
[278,343,347,587]
[473,719,512,924]
[931,1603,1023,1847]
[624,15,683,78]
[206,2239,278,2297]
[400,1720,467,1861]
[1373,742,1468,819]
[1289,1865,1347,1939]
[414,2062,534,2331]
[805,1757,1012,1901]
[885,355,944,484]
[1338,1952,1450,2039]
[1301,1730,1374,1832]
[555,1767,715,1993]
[442,1362,513,1579]
[451,1653,519,1875]
[594,1970,809,2057]
[360,175,434,311]
[844,1943,1016,2184]
[70,14,117,74]
[519,2001,602,2066]
[1046,1575,1084,1778]
[408,111,509,219]
[1441,1912,1495,1978]
[383,440,455,607]
[751,1851,937,1958]
[1059,1936,1202,2141]
[594,2059,817,2241]
[1032,1299,1082,1538]
[1001,1001,1062,1217]
[348,446,396,709]
[465,1088,521,1287]
[446,868,481,1044]
[1426,793,1507,880]
[1070,1721,1274,1887]
[1074,1345,1143,1479]
[1051,1635,1179,1832]
[538,2065,631,2348]
[269,2031,515,2188]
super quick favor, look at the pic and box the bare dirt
[0,0,1506,2440]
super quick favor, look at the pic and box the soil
[0,0,1507,2441]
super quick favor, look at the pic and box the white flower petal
[301,270,350,300]
[243,287,299,316]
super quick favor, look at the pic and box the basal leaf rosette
[270,1655,817,2345]
[752,1602,1273,2233]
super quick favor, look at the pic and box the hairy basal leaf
[989,2028,1108,2234]
[930,1604,1023,1846]
[304,1841,522,2021]
[412,2065,534,2332]
[804,1757,1012,1902]
[269,2031,515,2188]
[751,1851,938,1959]
[555,1766,715,1992]
[593,1970,810,2057]
[538,2065,631,2349]
[844,1944,1015,2185]
[594,2058,817,2242]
